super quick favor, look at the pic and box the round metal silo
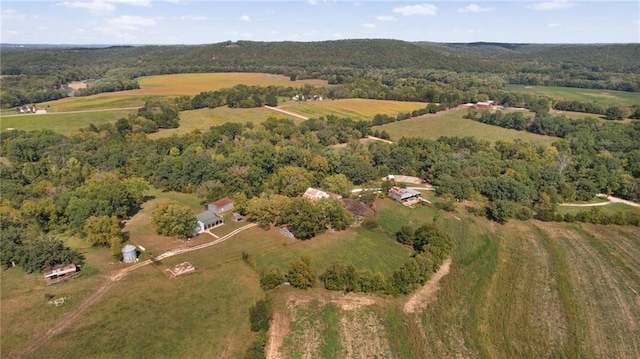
[121,244,137,263]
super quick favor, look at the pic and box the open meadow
[0,110,136,134]
[376,107,560,146]
[148,106,300,139]
[506,85,640,107]
[277,98,429,121]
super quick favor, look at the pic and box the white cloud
[393,4,438,16]
[361,23,376,29]
[7,30,21,35]
[2,9,23,20]
[57,1,116,13]
[240,14,251,22]
[333,33,343,38]
[107,15,156,29]
[529,0,576,11]
[458,4,494,13]
[96,15,156,38]
[224,30,239,35]
[241,33,254,38]
[106,0,151,6]
[376,15,396,21]
[165,0,183,3]
[548,23,562,27]
[307,0,336,5]
[178,15,207,21]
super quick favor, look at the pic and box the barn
[388,186,422,202]
[207,197,234,214]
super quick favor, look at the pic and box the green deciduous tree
[151,200,197,240]
[286,256,316,289]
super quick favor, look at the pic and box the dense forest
[2,40,639,107]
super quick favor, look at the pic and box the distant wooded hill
[1,39,639,107]
[3,39,639,76]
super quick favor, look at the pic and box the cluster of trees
[259,257,316,290]
[76,78,140,96]
[191,84,288,109]
[244,194,354,240]
[0,230,84,273]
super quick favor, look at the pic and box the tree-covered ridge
[2,40,639,108]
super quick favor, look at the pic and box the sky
[1,0,639,45]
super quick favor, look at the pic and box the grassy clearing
[0,110,135,134]
[556,203,639,216]
[31,260,263,359]
[376,108,559,146]
[149,106,300,139]
[506,85,640,107]
[35,95,155,112]
[278,98,428,121]
[254,226,412,276]
[136,73,328,96]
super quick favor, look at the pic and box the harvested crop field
[407,219,640,358]
[134,73,328,96]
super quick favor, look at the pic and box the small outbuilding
[207,197,234,214]
[44,263,78,281]
[194,211,224,235]
[121,244,138,263]
[388,186,422,202]
[231,212,243,222]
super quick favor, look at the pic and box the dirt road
[12,223,257,359]
[404,258,452,314]
[264,105,309,120]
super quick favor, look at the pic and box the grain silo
[121,244,137,263]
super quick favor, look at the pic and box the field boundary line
[264,105,309,120]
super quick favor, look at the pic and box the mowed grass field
[148,106,300,139]
[0,110,136,134]
[278,98,429,121]
[506,84,640,107]
[376,107,559,146]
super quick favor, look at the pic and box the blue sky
[1,1,638,44]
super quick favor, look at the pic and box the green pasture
[506,85,640,107]
[278,99,429,121]
[0,110,135,134]
[30,260,263,359]
[376,107,559,146]
[149,106,299,139]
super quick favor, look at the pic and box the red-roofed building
[207,197,234,214]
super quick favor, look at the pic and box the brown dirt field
[541,223,640,358]
[403,258,452,314]
[268,290,381,359]
[340,309,393,359]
